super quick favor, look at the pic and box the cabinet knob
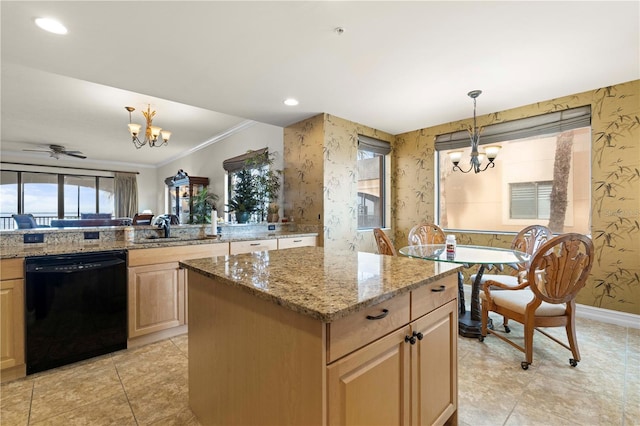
[405,335,416,345]
[413,331,424,341]
[366,309,389,320]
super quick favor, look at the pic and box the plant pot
[236,211,251,224]
[267,214,279,223]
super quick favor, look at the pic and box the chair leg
[522,316,535,370]
[503,316,510,333]
[566,302,580,366]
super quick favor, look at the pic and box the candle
[211,210,218,235]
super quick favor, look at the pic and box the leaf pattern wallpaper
[285,80,639,316]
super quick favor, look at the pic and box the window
[0,170,114,229]
[436,106,591,234]
[357,135,390,229]
[510,181,552,220]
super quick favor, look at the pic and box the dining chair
[373,228,397,256]
[471,224,553,331]
[407,223,446,246]
[132,213,154,225]
[12,214,46,229]
[479,233,594,370]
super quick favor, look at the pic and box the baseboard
[462,284,639,329]
[576,304,640,329]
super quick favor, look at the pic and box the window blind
[358,135,391,155]
[222,148,268,172]
[434,105,591,151]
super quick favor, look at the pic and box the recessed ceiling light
[35,18,68,35]
[284,98,299,106]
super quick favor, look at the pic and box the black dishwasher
[25,250,127,375]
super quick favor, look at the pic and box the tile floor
[1,316,638,425]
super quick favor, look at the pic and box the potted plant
[249,151,282,222]
[191,187,219,224]
[266,203,280,223]
[226,167,259,223]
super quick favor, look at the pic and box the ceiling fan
[23,144,87,159]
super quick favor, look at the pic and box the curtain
[114,172,138,218]
[358,135,391,155]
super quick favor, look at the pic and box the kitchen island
[181,247,460,426]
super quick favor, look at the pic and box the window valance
[358,135,391,155]
[434,105,591,151]
[223,148,268,172]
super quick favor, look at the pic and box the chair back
[527,233,594,304]
[511,225,553,271]
[12,214,38,229]
[408,223,445,246]
[132,213,154,225]
[373,228,397,256]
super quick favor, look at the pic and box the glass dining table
[399,244,530,338]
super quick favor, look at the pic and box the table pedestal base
[458,312,482,338]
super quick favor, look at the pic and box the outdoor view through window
[438,127,591,234]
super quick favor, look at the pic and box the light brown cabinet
[327,277,458,426]
[0,258,25,383]
[188,267,458,425]
[128,262,186,338]
[127,244,227,345]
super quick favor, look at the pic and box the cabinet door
[128,262,185,338]
[327,326,411,426]
[0,278,25,370]
[411,300,457,426]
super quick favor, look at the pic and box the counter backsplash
[0,222,322,250]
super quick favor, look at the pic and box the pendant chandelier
[448,90,500,173]
[125,104,171,149]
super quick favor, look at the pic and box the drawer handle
[293,239,302,242]
[250,243,261,246]
[431,285,446,292]
[366,309,389,320]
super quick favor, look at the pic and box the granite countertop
[0,231,318,259]
[180,246,461,322]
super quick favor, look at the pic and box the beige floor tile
[170,334,189,356]
[147,406,201,425]
[124,371,189,425]
[29,358,122,424]
[517,373,624,425]
[29,393,135,426]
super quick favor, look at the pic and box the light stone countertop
[0,231,318,259]
[180,246,461,322]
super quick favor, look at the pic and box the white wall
[155,122,284,215]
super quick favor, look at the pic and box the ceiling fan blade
[65,152,87,159]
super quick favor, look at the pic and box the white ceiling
[1,1,638,167]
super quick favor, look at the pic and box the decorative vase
[236,211,251,224]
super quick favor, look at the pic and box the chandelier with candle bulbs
[125,105,171,149]
[448,90,500,173]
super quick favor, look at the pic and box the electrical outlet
[23,233,44,244]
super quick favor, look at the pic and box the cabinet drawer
[327,292,410,363]
[128,243,228,267]
[411,274,457,320]
[277,236,317,250]
[230,239,277,255]
[0,259,24,280]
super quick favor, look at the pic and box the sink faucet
[157,216,171,238]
